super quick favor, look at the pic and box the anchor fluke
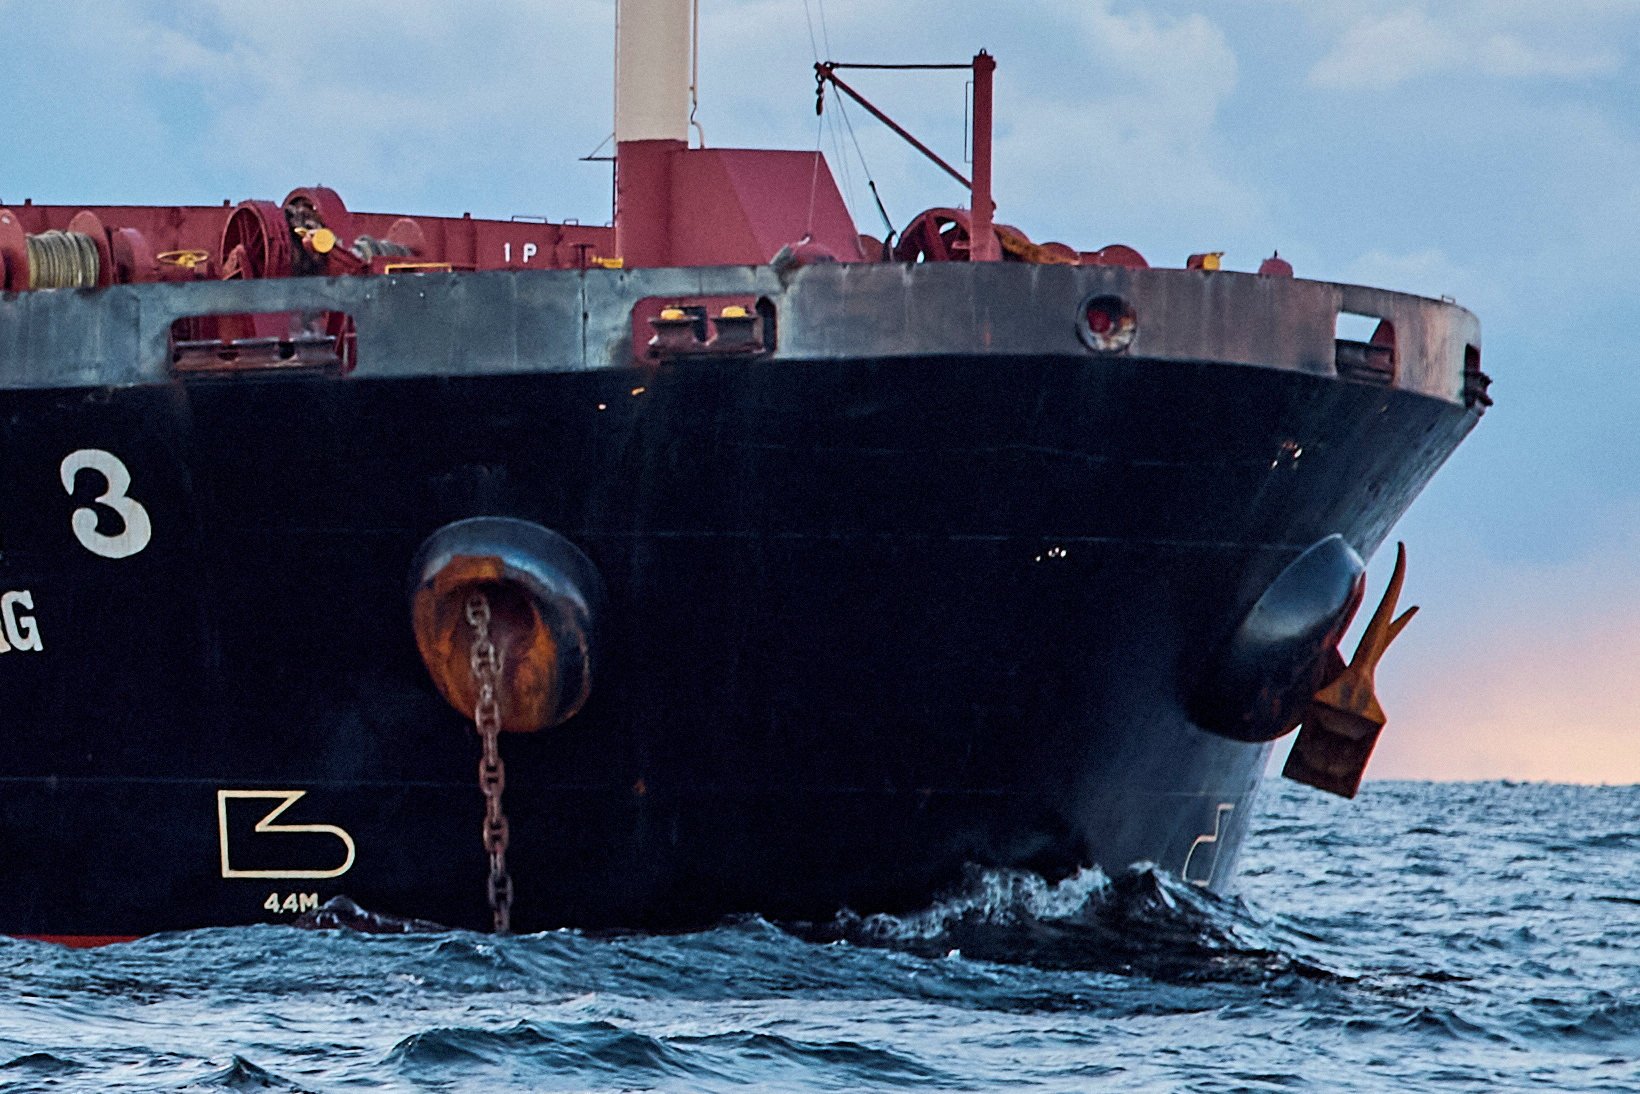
[1283,542,1415,798]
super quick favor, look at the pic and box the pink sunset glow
[1356,515,1640,784]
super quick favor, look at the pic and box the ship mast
[614,0,694,266]
[615,0,692,144]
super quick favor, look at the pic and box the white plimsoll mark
[217,790,357,880]
[0,591,42,652]
[1182,803,1235,888]
[59,449,152,559]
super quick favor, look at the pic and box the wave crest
[797,864,1340,982]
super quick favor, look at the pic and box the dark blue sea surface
[2,780,1636,1091]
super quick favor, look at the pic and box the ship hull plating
[0,343,1473,935]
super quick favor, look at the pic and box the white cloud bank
[1306,3,1626,90]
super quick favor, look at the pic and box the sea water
[1,780,1635,1092]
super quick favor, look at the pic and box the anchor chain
[466,590,513,934]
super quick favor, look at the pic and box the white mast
[615,0,693,144]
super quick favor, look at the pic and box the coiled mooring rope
[25,230,100,289]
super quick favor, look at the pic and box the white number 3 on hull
[60,449,152,559]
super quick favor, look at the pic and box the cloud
[0,0,620,216]
[162,0,616,210]
[1341,246,1485,309]
[985,5,1264,248]
[681,1,1263,253]
[1305,3,1624,90]
[1309,9,1458,90]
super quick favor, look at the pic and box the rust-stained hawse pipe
[410,518,605,733]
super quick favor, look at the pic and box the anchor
[1283,542,1417,799]
[409,517,606,932]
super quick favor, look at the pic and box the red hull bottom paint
[16,935,140,948]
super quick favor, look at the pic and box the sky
[3,0,1638,783]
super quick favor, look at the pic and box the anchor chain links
[466,590,513,934]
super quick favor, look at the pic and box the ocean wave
[292,896,446,935]
[386,1019,708,1081]
[193,1054,312,1091]
[379,1019,959,1090]
[790,863,1342,984]
[1,1051,83,1076]
[672,1030,952,1087]
[1512,993,1640,1042]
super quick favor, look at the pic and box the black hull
[0,337,1474,935]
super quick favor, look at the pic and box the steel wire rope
[805,0,895,247]
[813,0,859,223]
[828,95,860,217]
[689,0,706,147]
[802,0,825,235]
[25,230,100,289]
[833,94,897,247]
